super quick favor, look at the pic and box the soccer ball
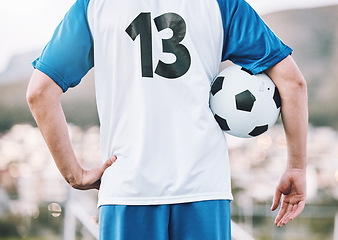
[209,65,281,138]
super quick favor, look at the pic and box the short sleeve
[32,0,93,92]
[217,0,292,74]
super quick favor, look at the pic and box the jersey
[33,0,292,206]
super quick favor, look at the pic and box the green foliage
[0,215,19,237]
[308,218,334,236]
[0,204,64,239]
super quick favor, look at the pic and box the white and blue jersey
[33,0,292,206]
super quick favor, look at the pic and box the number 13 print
[126,12,191,79]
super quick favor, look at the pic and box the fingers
[271,189,282,211]
[289,200,305,220]
[274,201,288,226]
[92,179,101,190]
[102,155,117,171]
[275,200,305,227]
[93,155,117,182]
[73,155,117,191]
[83,179,101,190]
[275,202,292,227]
[280,201,305,226]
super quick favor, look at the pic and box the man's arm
[265,56,308,227]
[26,69,115,190]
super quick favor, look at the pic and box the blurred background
[1,0,338,239]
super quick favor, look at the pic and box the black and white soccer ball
[209,65,281,138]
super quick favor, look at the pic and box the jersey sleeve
[217,0,292,74]
[32,0,93,92]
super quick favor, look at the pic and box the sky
[0,0,74,72]
[1,0,338,73]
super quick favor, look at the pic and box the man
[27,0,307,239]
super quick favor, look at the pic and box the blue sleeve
[216,0,292,74]
[32,0,93,92]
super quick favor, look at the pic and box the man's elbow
[266,56,307,93]
[26,82,42,109]
[26,70,62,110]
[285,73,307,96]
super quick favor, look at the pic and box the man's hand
[72,156,117,190]
[271,168,306,227]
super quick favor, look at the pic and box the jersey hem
[249,45,293,75]
[97,193,233,207]
[32,60,69,92]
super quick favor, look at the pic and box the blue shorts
[99,200,231,240]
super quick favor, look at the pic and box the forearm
[266,56,308,170]
[281,90,308,170]
[27,70,83,187]
[279,77,308,170]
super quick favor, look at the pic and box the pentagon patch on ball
[235,90,256,112]
[209,65,281,138]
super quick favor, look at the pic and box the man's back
[32,0,292,208]
[88,0,231,206]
